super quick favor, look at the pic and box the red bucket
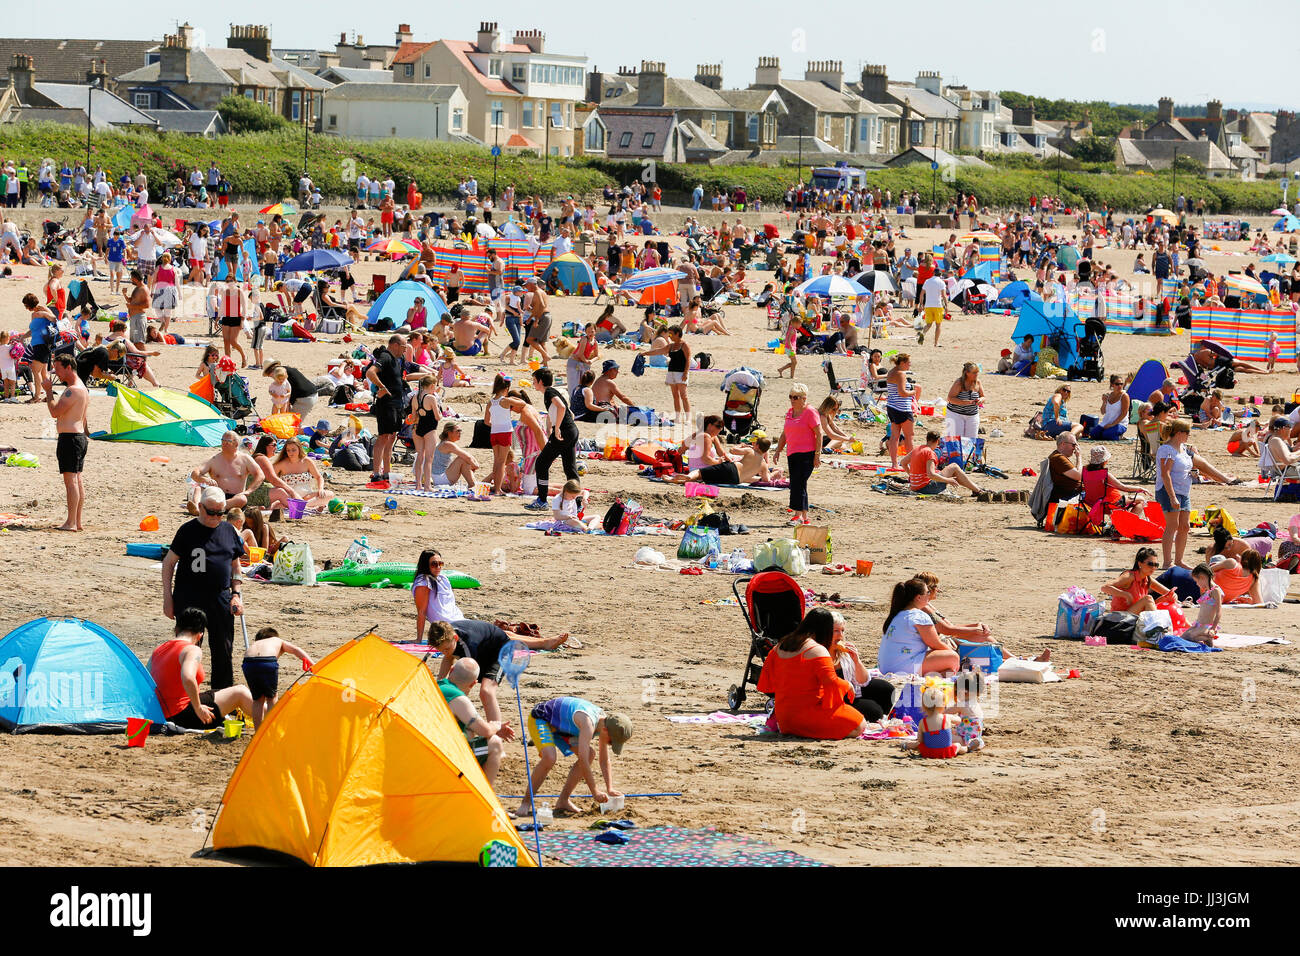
[125,717,152,748]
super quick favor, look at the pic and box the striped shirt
[948,387,979,417]
[885,378,913,414]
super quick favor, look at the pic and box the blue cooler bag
[957,641,1004,674]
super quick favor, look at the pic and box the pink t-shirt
[783,406,820,454]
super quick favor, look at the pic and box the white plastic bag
[634,546,665,566]
[344,536,382,566]
[271,541,317,586]
[1137,609,1172,641]
[1259,568,1288,606]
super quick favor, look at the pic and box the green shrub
[216,95,294,134]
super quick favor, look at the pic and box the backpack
[331,384,356,406]
[631,353,647,377]
[697,511,732,535]
[1090,611,1138,645]
[602,497,642,535]
[372,317,395,333]
[696,352,712,369]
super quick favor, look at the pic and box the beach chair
[727,570,806,712]
[1130,421,1160,481]
[823,359,872,415]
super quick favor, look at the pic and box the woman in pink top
[774,382,822,525]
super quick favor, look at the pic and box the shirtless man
[677,254,699,304]
[451,309,491,357]
[591,360,633,413]
[46,354,90,532]
[125,269,150,347]
[186,429,259,515]
[671,436,776,486]
[523,276,551,367]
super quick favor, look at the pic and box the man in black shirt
[430,618,569,722]
[161,485,246,690]
[263,362,320,418]
[365,334,407,484]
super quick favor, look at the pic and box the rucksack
[602,497,642,535]
[696,352,712,369]
[697,511,732,535]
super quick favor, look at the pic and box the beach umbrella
[958,231,999,245]
[1271,208,1290,216]
[793,274,870,298]
[619,267,685,292]
[280,248,354,273]
[259,202,296,216]
[1149,208,1178,225]
[1261,253,1297,265]
[1224,274,1267,297]
[365,237,419,257]
[854,271,896,293]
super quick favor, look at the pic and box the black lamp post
[1171,145,1178,211]
[86,75,102,170]
[492,105,502,201]
[797,124,804,186]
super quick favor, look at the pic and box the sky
[15,0,1292,109]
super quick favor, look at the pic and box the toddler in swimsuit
[1180,563,1222,645]
[951,670,987,752]
[241,626,314,729]
[268,367,291,414]
[905,684,967,759]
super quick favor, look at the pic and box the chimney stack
[1011,102,1036,127]
[227,24,273,63]
[804,59,843,92]
[859,64,887,102]
[159,30,192,83]
[1207,99,1222,122]
[395,24,412,46]
[694,64,722,91]
[1157,96,1174,123]
[754,56,781,87]
[915,70,941,96]
[476,21,500,53]
[616,65,638,76]
[512,29,546,54]
[8,54,34,99]
[86,57,108,87]
[638,60,666,107]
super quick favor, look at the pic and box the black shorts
[28,344,51,365]
[262,263,276,278]
[223,246,239,263]
[887,407,914,426]
[241,655,279,699]
[221,316,243,328]
[348,238,361,253]
[56,433,88,473]
[168,689,217,730]
[697,461,739,485]
[374,397,403,435]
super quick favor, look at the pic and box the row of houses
[1,22,1297,180]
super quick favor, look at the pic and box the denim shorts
[1155,486,1189,512]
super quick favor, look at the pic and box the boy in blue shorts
[241,626,313,729]
[105,229,126,295]
[515,696,631,816]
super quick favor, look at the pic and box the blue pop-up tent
[997,280,1042,309]
[0,618,164,733]
[1013,299,1085,370]
[1273,214,1300,233]
[364,279,450,329]
[960,262,995,284]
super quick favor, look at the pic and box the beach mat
[1212,634,1292,648]
[643,476,788,492]
[534,825,826,867]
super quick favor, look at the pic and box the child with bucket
[241,626,314,728]
[147,608,253,731]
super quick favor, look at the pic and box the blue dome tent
[364,280,450,329]
[1012,299,1085,372]
[0,618,164,733]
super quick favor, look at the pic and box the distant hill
[999,91,1155,136]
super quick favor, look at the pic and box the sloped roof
[719,88,787,114]
[324,81,459,102]
[6,106,89,127]
[1116,138,1234,170]
[601,109,676,157]
[504,132,539,148]
[768,78,861,114]
[677,118,727,154]
[117,50,233,87]
[320,65,393,84]
[204,48,283,88]
[1228,141,1260,161]
[887,83,958,119]
[772,134,838,153]
[392,41,436,65]
[886,146,991,168]
[32,82,158,127]
[440,40,518,94]
[0,38,157,86]
[271,55,332,91]
[652,77,733,110]
[144,109,226,134]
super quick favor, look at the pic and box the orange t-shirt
[148,639,204,719]
[909,445,937,491]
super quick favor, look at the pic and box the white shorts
[431,472,450,486]
[0,355,15,380]
[666,371,686,385]
[944,412,979,441]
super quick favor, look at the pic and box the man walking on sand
[45,353,89,532]
[523,276,552,367]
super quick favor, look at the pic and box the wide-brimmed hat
[1089,445,1111,466]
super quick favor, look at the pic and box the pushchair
[1067,315,1106,382]
[210,370,257,423]
[727,570,807,712]
[719,367,763,441]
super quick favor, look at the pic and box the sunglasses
[1143,560,1160,568]
[428,560,444,567]
[202,506,225,517]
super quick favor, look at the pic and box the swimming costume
[240,655,279,699]
[698,461,740,485]
[56,433,88,473]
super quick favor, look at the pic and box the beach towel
[644,476,789,491]
[533,825,826,868]
[1211,634,1292,648]
[1156,633,1222,653]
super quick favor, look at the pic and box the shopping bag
[793,524,832,565]
[677,525,720,560]
[271,541,317,586]
[1055,597,1102,639]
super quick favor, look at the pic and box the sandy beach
[0,212,1297,867]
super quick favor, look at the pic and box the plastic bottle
[727,548,746,571]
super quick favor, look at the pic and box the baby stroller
[1068,315,1106,382]
[211,371,256,424]
[719,367,763,441]
[727,570,807,712]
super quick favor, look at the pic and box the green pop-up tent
[92,385,236,447]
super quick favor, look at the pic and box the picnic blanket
[665,711,767,725]
[644,476,789,491]
[1212,633,1292,648]
[534,825,826,868]
[523,521,677,536]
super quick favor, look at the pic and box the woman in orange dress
[757,608,867,740]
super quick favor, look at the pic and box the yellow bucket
[247,546,266,564]
[222,717,242,739]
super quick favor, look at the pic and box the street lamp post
[303,110,309,179]
[932,144,938,209]
[797,125,804,186]
[86,75,102,170]
[1171,145,1178,211]
[492,106,501,202]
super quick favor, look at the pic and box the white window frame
[512,63,526,83]
[133,92,151,110]
[551,102,563,128]
[748,112,759,142]
[489,58,502,78]
[328,114,337,129]
[491,101,504,128]
[451,109,464,132]
[522,100,534,127]
[823,115,830,140]
[291,90,302,122]
[405,63,414,77]
[424,64,430,78]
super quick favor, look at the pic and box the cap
[523,276,537,284]
[602,359,619,372]
[601,713,632,755]
[315,419,330,433]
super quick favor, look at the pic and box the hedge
[0,122,609,202]
[1,121,1286,213]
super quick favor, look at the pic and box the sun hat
[602,359,619,372]
[601,713,632,755]
[1089,445,1111,466]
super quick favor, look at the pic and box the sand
[0,212,1297,867]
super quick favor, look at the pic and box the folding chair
[822,359,872,416]
[1130,421,1159,481]
[1268,463,1300,503]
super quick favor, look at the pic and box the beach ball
[384,497,398,510]
[218,356,237,373]
[327,497,344,514]
[576,463,586,476]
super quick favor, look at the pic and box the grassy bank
[3,122,1285,214]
